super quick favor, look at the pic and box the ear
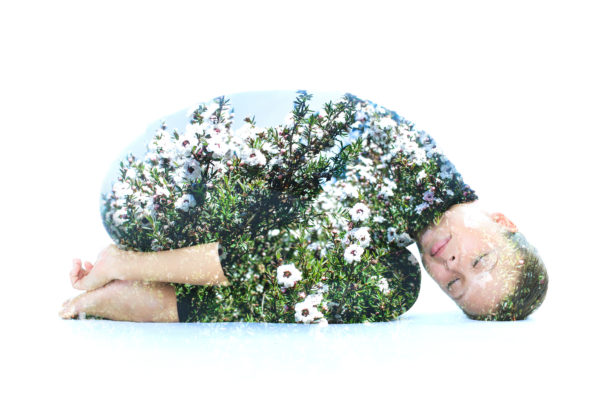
[490,212,518,233]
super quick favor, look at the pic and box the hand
[70,244,117,291]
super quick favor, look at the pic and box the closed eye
[472,251,498,270]
[472,253,488,268]
[447,278,459,290]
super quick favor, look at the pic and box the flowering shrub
[101,91,477,324]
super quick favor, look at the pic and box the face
[417,201,522,316]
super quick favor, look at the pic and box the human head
[416,201,548,320]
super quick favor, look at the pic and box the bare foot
[59,280,179,322]
[70,245,116,291]
[59,292,95,319]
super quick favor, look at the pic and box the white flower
[344,244,364,263]
[378,117,396,129]
[340,183,359,200]
[354,110,367,121]
[260,141,279,155]
[376,277,391,295]
[387,227,413,246]
[294,300,324,324]
[355,165,377,183]
[334,113,347,124]
[267,229,281,237]
[178,159,203,182]
[412,148,427,165]
[397,232,413,246]
[342,232,352,246]
[312,127,326,140]
[125,168,138,180]
[132,193,153,212]
[349,202,371,222]
[112,211,128,226]
[416,170,427,185]
[174,194,196,212]
[308,241,333,258]
[277,263,302,288]
[202,101,220,119]
[373,215,385,223]
[387,227,399,243]
[268,155,285,167]
[155,133,176,158]
[378,185,395,198]
[144,152,158,164]
[351,227,371,247]
[240,147,267,167]
[440,161,456,180]
[206,135,230,158]
[209,161,227,175]
[312,283,329,294]
[380,153,394,164]
[423,142,438,158]
[288,229,302,240]
[113,181,134,197]
[148,129,165,153]
[110,197,126,209]
[136,206,156,223]
[307,242,322,252]
[233,123,259,142]
[415,202,429,214]
[305,293,323,306]
[154,184,170,197]
[175,132,198,156]
[183,121,203,136]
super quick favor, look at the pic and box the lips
[430,236,451,257]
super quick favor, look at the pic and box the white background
[1,1,598,399]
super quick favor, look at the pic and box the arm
[71,242,230,291]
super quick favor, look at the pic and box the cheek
[425,262,447,284]
[419,229,435,250]
[472,271,493,289]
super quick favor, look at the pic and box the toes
[59,300,77,319]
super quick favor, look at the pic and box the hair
[463,230,549,321]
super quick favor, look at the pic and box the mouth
[430,235,451,257]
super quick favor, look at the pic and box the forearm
[109,242,229,286]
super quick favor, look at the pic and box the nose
[444,254,458,270]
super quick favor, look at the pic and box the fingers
[70,259,82,286]
[83,261,94,272]
[71,258,93,290]
[69,254,113,291]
